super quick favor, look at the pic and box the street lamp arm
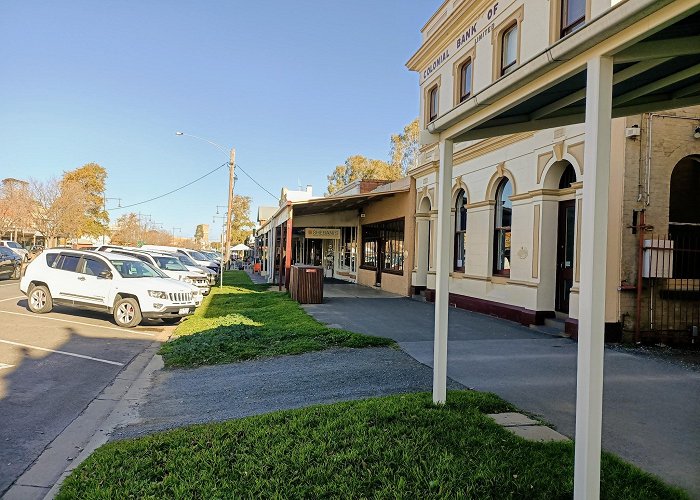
[175,132,230,160]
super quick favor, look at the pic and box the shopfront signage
[305,228,341,239]
[420,0,511,84]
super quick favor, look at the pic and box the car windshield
[110,259,168,278]
[7,242,22,249]
[187,250,208,261]
[154,256,188,271]
[176,254,196,266]
[202,251,218,260]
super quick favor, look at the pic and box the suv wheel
[28,285,53,314]
[114,297,142,328]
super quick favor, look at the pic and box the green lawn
[158,271,394,367]
[57,391,686,499]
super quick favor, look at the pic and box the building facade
[256,179,416,296]
[407,0,699,344]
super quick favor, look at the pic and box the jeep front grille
[169,292,192,303]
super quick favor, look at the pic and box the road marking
[0,339,124,366]
[0,295,24,303]
[0,310,156,336]
[0,363,14,370]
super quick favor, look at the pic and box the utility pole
[224,148,236,272]
[171,227,181,245]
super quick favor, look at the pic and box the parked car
[0,240,29,262]
[0,246,21,280]
[142,249,218,285]
[141,245,221,274]
[96,246,210,301]
[20,249,197,327]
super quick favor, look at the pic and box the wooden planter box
[289,265,324,304]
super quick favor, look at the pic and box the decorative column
[432,139,454,404]
[574,55,613,500]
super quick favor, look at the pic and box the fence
[639,232,700,345]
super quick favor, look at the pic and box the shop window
[361,218,405,274]
[492,6,524,81]
[454,189,467,271]
[459,60,472,103]
[501,23,518,76]
[560,0,586,37]
[493,179,513,276]
[428,85,439,122]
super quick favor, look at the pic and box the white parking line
[0,339,124,366]
[0,363,14,370]
[0,310,156,336]
[0,283,18,287]
[0,296,24,303]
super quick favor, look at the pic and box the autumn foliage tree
[30,178,86,246]
[0,178,33,235]
[327,156,401,195]
[229,194,255,246]
[326,118,419,194]
[61,163,109,237]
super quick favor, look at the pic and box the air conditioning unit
[625,127,641,138]
[643,239,673,278]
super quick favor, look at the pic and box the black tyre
[28,285,53,314]
[113,297,142,328]
[161,317,182,325]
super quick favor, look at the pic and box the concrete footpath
[302,284,700,498]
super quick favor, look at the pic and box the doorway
[555,199,576,313]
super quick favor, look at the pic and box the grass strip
[58,391,686,499]
[159,271,394,367]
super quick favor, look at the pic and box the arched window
[669,156,700,278]
[454,189,467,271]
[493,178,513,275]
[559,163,577,189]
[501,23,518,76]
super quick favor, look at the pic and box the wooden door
[555,200,576,313]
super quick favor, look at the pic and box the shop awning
[290,187,409,217]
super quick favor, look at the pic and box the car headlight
[148,290,168,299]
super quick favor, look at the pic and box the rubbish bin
[289,265,324,304]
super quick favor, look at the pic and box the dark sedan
[0,246,21,280]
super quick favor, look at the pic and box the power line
[235,163,278,200]
[106,162,228,211]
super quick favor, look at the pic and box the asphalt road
[0,278,167,496]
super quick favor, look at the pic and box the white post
[574,55,613,500]
[433,139,454,404]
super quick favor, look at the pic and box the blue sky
[0,1,440,241]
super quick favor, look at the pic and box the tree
[390,118,419,176]
[61,163,109,237]
[229,195,255,246]
[0,178,33,235]
[111,213,142,246]
[30,178,85,247]
[326,155,401,195]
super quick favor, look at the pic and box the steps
[530,317,569,338]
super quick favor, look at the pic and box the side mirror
[98,270,113,280]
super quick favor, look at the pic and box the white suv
[96,246,210,300]
[20,249,197,327]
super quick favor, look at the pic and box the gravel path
[114,347,463,439]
